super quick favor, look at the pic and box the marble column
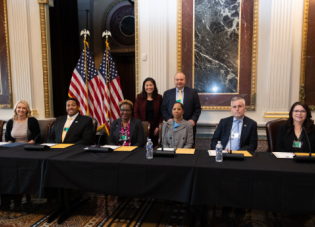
[264,0,294,118]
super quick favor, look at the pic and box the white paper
[41,143,58,147]
[272,152,295,159]
[157,148,175,151]
[208,150,229,156]
[0,142,10,145]
[101,145,120,149]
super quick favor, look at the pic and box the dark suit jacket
[134,94,163,128]
[109,117,145,147]
[47,114,94,145]
[276,124,315,153]
[211,116,258,152]
[161,87,201,123]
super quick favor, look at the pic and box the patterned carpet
[2,140,312,227]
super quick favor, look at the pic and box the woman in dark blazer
[134,78,163,146]
[109,100,145,147]
[276,102,315,153]
[5,100,41,143]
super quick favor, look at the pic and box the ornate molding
[177,0,182,72]
[39,4,50,118]
[2,0,12,109]
[135,0,139,95]
[299,0,309,103]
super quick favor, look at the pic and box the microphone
[153,133,175,157]
[24,126,50,151]
[85,131,113,153]
[229,126,232,154]
[294,127,315,162]
[222,124,244,160]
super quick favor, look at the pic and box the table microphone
[24,126,50,151]
[85,133,113,153]
[153,137,175,157]
[222,125,244,160]
[294,127,315,162]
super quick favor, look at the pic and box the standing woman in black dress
[134,78,163,147]
[276,102,315,153]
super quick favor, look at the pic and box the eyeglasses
[120,109,132,113]
[293,110,306,113]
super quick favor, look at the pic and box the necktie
[231,119,240,150]
[62,117,72,142]
[178,90,183,103]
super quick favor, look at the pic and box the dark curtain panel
[49,0,80,117]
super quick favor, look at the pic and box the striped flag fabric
[68,46,105,129]
[98,47,124,134]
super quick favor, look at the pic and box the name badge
[120,135,127,140]
[63,127,69,132]
[231,132,239,139]
[176,99,182,103]
[292,141,302,148]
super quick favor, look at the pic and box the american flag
[98,48,124,134]
[68,46,105,128]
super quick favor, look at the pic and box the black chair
[266,118,287,152]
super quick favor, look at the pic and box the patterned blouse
[118,121,131,146]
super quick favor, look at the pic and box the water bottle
[146,139,153,159]
[215,141,223,162]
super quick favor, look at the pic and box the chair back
[142,121,150,145]
[91,118,98,145]
[266,118,287,152]
[156,122,164,148]
[37,119,55,143]
[0,120,5,142]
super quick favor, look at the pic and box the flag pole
[80,29,90,116]
[102,30,112,122]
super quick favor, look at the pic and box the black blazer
[5,117,41,143]
[47,114,94,145]
[276,124,315,153]
[211,116,258,152]
[161,87,201,123]
[109,117,145,147]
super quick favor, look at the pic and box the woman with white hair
[5,100,41,143]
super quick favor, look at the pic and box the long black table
[2,145,315,214]
[0,145,82,196]
[191,151,315,213]
[43,147,201,204]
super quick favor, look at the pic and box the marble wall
[194,0,240,94]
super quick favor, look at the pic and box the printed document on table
[41,143,58,147]
[157,148,175,151]
[272,152,295,159]
[101,145,120,149]
[208,150,228,156]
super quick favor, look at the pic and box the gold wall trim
[264,112,289,115]
[39,4,50,118]
[177,0,182,72]
[3,0,12,108]
[135,0,139,95]
[263,116,289,119]
[299,0,309,103]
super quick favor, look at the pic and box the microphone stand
[294,127,315,162]
[24,127,50,151]
[222,124,244,160]
[85,132,113,153]
[153,133,175,157]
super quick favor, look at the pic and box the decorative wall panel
[179,0,258,110]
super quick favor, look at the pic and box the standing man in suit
[211,97,258,152]
[47,98,94,145]
[161,72,201,142]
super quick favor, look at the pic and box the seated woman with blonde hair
[109,99,145,147]
[5,100,41,143]
[162,102,193,148]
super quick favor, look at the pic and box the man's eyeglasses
[120,109,132,113]
[293,110,306,113]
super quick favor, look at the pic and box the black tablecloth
[43,146,137,195]
[191,151,315,213]
[0,145,78,195]
[118,149,201,203]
